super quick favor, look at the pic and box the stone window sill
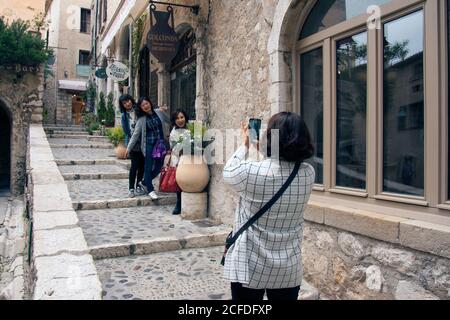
[306,195,450,259]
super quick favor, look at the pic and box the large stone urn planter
[176,155,210,193]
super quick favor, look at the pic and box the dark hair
[170,109,189,129]
[262,112,314,162]
[118,94,135,113]
[135,96,155,118]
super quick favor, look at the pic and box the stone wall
[56,91,73,125]
[0,69,44,195]
[302,222,450,300]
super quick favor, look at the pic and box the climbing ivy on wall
[131,12,148,81]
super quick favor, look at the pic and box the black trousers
[129,150,145,190]
[231,283,300,301]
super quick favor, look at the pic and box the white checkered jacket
[222,146,315,289]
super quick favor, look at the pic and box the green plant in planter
[97,92,107,125]
[106,126,125,147]
[83,112,99,135]
[105,93,116,127]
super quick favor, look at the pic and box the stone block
[33,228,88,257]
[34,275,102,300]
[304,203,324,224]
[31,170,65,185]
[34,253,98,280]
[89,243,132,260]
[371,246,415,273]
[365,265,383,292]
[33,210,79,231]
[134,237,182,256]
[399,220,450,259]
[181,192,208,220]
[395,280,440,300]
[33,184,73,212]
[338,233,365,259]
[324,207,406,244]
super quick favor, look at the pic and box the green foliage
[106,126,125,147]
[0,17,52,67]
[83,112,99,135]
[131,12,147,81]
[105,93,116,127]
[97,92,107,125]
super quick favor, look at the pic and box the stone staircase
[43,124,319,300]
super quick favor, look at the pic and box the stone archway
[267,0,315,115]
[0,99,11,193]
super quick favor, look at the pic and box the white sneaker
[149,191,159,200]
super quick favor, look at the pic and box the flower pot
[115,143,127,160]
[176,155,210,193]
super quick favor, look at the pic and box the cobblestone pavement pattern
[58,165,128,175]
[51,148,116,160]
[66,179,164,202]
[78,206,227,247]
[96,246,230,300]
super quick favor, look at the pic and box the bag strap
[226,161,302,249]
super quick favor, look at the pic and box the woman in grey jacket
[126,97,169,200]
[223,112,315,300]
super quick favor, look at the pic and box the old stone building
[43,0,92,125]
[93,0,450,299]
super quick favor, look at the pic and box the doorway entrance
[0,102,11,193]
[72,94,86,125]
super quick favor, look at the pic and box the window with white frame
[297,0,446,209]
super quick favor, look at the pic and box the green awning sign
[95,68,107,79]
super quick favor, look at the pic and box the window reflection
[300,0,391,40]
[336,32,367,189]
[383,11,424,196]
[301,48,324,184]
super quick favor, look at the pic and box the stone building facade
[95,0,450,299]
[0,69,45,196]
[43,0,92,125]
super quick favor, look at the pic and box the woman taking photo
[126,97,167,200]
[222,112,315,301]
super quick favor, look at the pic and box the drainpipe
[129,23,134,97]
[94,0,100,67]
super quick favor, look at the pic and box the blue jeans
[144,140,164,192]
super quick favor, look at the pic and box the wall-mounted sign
[106,62,129,82]
[95,68,108,79]
[147,6,179,64]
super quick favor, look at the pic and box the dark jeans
[144,141,164,193]
[129,150,145,190]
[231,283,300,301]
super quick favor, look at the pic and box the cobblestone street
[46,126,234,300]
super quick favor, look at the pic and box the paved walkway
[45,125,319,300]
[46,126,232,300]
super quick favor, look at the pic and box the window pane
[300,0,391,40]
[383,11,424,196]
[336,32,367,189]
[301,48,323,184]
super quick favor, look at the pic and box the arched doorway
[0,101,11,193]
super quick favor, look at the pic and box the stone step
[95,246,320,300]
[59,165,128,181]
[50,144,114,149]
[50,130,90,135]
[73,195,176,210]
[48,134,109,142]
[56,159,118,166]
[51,148,116,161]
[77,205,230,260]
[95,246,231,300]
[44,125,85,130]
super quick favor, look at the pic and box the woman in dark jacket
[126,96,166,200]
[119,94,145,198]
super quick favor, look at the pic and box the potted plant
[173,121,215,193]
[106,126,126,159]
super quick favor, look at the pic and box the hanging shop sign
[106,61,129,82]
[147,5,179,64]
[95,68,108,79]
